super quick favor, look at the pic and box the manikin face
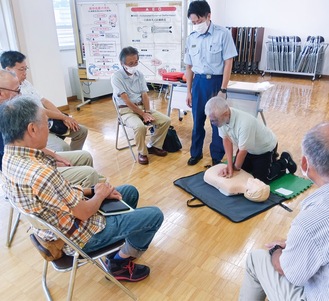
[6,60,29,83]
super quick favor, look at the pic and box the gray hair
[119,46,139,64]
[0,95,41,144]
[302,122,329,177]
[205,95,229,116]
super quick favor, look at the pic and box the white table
[152,79,273,124]
[226,81,273,125]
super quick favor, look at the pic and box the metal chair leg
[42,260,52,301]
[115,119,137,162]
[6,206,21,247]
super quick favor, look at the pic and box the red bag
[161,72,184,81]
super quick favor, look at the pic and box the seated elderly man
[0,69,101,187]
[111,46,171,165]
[0,96,164,282]
[239,122,329,301]
[0,50,87,152]
[205,96,297,183]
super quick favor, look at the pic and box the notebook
[98,199,134,216]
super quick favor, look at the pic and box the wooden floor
[1,73,328,300]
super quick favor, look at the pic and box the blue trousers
[82,185,164,258]
[190,74,225,160]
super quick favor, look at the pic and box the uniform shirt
[111,68,148,106]
[2,146,105,255]
[218,108,277,154]
[20,80,44,107]
[280,183,329,301]
[184,22,237,74]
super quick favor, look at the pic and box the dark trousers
[190,74,225,161]
[240,144,287,184]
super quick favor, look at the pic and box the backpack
[163,126,182,152]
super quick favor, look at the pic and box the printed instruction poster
[79,3,121,79]
[125,2,182,79]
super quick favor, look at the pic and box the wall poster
[79,3,121,79]
[125,2,182,79]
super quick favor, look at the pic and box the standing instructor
[184,0,237,166]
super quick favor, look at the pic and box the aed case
[161,72,184,81]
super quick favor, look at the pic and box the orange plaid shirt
[2,146,105,255]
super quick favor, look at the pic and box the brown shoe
[138,153,149,165]
[147,146,168,157]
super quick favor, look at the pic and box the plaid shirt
[2,146,105,255]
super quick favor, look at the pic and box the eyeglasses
[15,66,29,72]
[0,87,21,94]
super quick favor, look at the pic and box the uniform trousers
[190,74,225,161]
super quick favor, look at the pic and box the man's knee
[246,249,269,273]
[145,206,164,228]
[76,150,93,166]
[81,166,99,187]
[78,125,88,138]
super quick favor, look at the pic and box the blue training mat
[174,171,286,223]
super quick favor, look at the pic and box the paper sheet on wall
[79,3,121,79]
[125,2,182,79]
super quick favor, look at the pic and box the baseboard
[67,95,78,102]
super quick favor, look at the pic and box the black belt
[67,218,81,237]
[195,74,222,79]
[118,102,143,108]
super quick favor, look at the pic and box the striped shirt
[280,183,329,300]
[2,146,105,255]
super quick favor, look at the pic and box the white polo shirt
[20,80,43,107]
[218,107,277,155]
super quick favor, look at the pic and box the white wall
[208,0,329,75]
[11,0,68,106]
[6,0,329,100]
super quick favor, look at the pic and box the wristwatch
[220,88,227,94]
[269,244,283,256]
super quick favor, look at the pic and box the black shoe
[212,159,222,166]
[187,155,203,166]
[106,257,150,282]
[281,151,297,174]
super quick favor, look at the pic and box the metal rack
[262,35,328,80]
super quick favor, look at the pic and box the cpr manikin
[204,164,270,202]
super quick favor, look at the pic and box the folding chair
[6,203,21,247]
[0,178,21,247]
[112,97,137,162]
[8,198,137,301]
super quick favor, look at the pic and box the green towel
[269,173,313,199]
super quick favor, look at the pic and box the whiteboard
[70,0,187,79]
